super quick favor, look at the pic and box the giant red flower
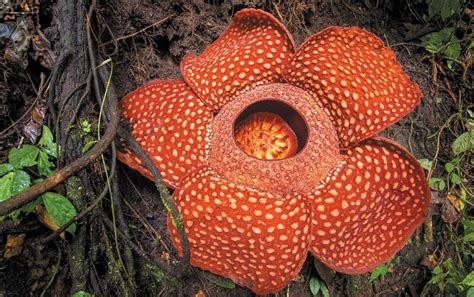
[118,9,431,294]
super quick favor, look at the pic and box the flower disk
[208,83,342,195]
[234,112,298,160]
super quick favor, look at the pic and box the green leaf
[11,170,31,195]
[440,0,461,20]
[467,109,474,119]
[428,0,443,19]
[309,277,321,296]
[450,173,461,185]
[8,145,39,169]
[80,120,92,134]
[81,140,97,154]
[427,0,462,20]
[0,172,15,202]
[37,150,54,177]
[429,177,446,191]
[201,271,235,289]
[445,162,455,173]
[320,282,330,297]
[418,159,433,170]
[38,125,58,158]
[71,291,94,297]
[42,192,77,234]
[9,197,42,221]
[452,131,474,155]
[422,28,454,53]
[463,233,474,242]
[461,271,474,286]
[462,219,474,233]
[0,163,14,176]
[467,287,474,297]
[443,39,461,61]
[369,263,388,282]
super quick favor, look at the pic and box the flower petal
[181,8,295,111]
[308,137,430,274]
[168,166,311,294]
[284,27,422,148]
[118,80,213,188]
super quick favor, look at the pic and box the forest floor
[0,1,472,297]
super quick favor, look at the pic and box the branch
[0,69,119,216]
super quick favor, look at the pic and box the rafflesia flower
[118,9,431,294]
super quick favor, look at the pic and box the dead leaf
[160,252,170,263]
[4,233,26,258]
[195,290,205,297]
[447,193,465,212]
[420,254,438,270]
[3,17,32,68]
[441,193,463,223]
[292,273,305,283]
[441,199,461,224]
[431,191,444,204]
[387,263,395,273]
[34,205,65,239]
[23,105,46,143]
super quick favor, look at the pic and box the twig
[86,1,105,118]
[113,16,171,42]
[0,73,47,137]
[100,211,186,277]
[47,50,72,124]
[117,124,190,276]
[40,241,62,297]
[0,68,120,216]
[40,143,117,243]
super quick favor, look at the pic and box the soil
[0,0,460,297]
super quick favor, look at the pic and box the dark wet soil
[0,0,457,296]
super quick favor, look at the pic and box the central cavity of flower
[233,100,308,160]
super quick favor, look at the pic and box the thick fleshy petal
[181,8,295,111]
[308,137,430,274]
[118,80,213,188]
[284,27,422,148]
[168,166,311,294]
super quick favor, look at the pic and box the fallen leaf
[4,233,26,258]
[441,193,463,223]
[441,200,461,224]
[447,193,465,212]
[195,290,205,297]
[292,273,305,283]
[420,254,438,270]
[160,252,170,263]
[34,204,65,239]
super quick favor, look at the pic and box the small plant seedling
[309,276,329,297]
[368,256,400,282]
